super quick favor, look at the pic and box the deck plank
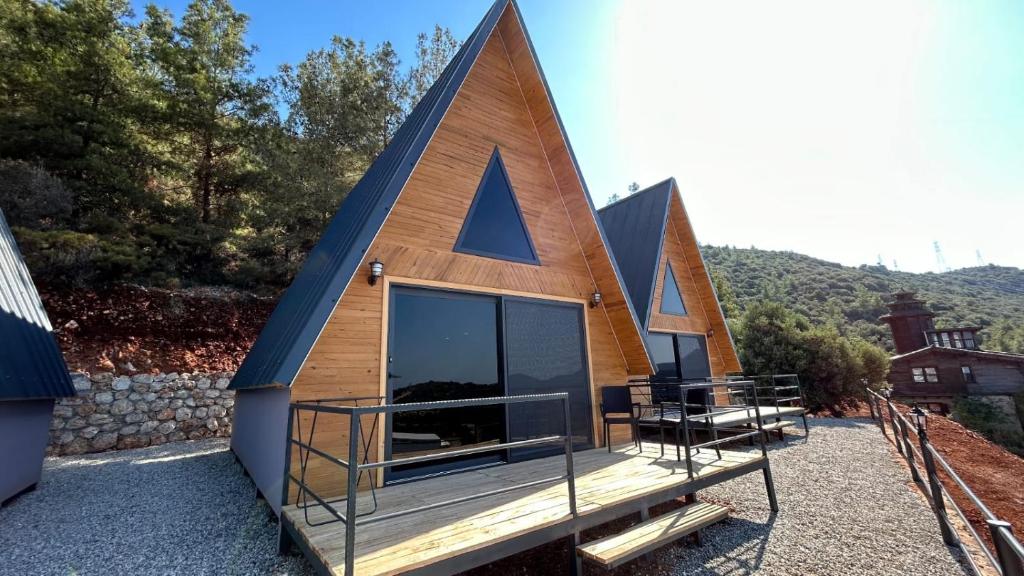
[281,443,763,575]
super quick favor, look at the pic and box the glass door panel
[386,287,505,482]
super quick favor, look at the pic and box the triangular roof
[233,0,653,389]
[890,345,1024,364]
[598,179,739,370]
[0,210,75,400]
[598,180,675,327]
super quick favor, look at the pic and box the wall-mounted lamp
[590,291,602,308]
[368,258,384,286]
[706,328,715,338]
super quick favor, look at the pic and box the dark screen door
[504,298,592,460]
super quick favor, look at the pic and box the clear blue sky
[134,0,1024,273]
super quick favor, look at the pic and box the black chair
[600,386,641,453]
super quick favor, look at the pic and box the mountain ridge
[701,245,1024,352]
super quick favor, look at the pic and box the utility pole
[933,241,950,273]
[975,249,985,266]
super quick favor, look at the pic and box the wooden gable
[648,184,742,377]
[286,1,653,494]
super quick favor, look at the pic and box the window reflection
[388,289,505,479]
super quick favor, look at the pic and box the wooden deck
[281,442,768,576]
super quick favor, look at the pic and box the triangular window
[660,263,687,316]
[454,148,539,265]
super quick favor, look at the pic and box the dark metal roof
[231,0,509,389]
[0,210,75,399]
[597,179,675,330]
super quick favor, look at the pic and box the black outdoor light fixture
[590,291,602,308]
[368,258,384,286]
[911,405,927,432]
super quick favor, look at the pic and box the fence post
[886,399,904,456]
[868,390,877,420]
[988,520,1024,576]
[875,395,888,438]
[899,416,923,483]
[918,424,959,546]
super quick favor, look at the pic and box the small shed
[599,179,742,382]
[0,209,75,506]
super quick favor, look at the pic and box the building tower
[880,291,936,354]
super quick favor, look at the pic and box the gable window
[912,368,925,383]
[659,263,687,316]
[454,148,540,265]
[912,367,939,383]
[961,366,975,383]
[963,331,976,349]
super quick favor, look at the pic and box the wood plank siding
[648,189,741,377]
[286,6,651,498]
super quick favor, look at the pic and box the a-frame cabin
[599,178,741,383]
[229,0,655,513]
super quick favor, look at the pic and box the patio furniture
[599,386,641,453]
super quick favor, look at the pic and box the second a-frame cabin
[599,179,741,382]
[229,0,654,512]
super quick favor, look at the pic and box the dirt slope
[41,285,276,374]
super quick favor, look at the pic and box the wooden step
[576,502,729,568]
[760,420,795,431]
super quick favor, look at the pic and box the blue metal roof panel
[231,0,508,389]
[597,179,674,330]
[0,210,75,399]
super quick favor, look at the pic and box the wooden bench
[576,502,729,569]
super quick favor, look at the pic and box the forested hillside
[0,0,458,290]
[703,245,1024,354]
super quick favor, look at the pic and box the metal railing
[627,379,779,512]
[866,388,1024,576]
[629,381,771,470]
[283,392,579,576]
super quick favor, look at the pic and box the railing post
[867,389,877,420]
[899,415,923,483]
[918,426,959,546]
[988,520,1024,576]
[678,384,694,479]
[344,410,360,576]
[278,406,296,555]
[870,393,887,438]
[886,399,904,455]
[561,396,578,518]
[750,382,779,512]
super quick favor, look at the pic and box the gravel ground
[1,419,967,576]
[659,418,968,576]
[0,439,313,576]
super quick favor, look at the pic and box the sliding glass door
[386,286,592,482]
[386,288,505,481]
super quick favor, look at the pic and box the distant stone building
[881,291,1024,423]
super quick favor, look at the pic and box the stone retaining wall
[48,371,235,456]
